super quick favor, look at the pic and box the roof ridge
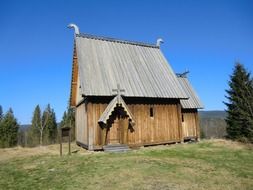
[76,33,159,48]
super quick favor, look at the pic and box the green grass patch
[0,140,252,190]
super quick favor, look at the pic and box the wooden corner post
[195,111,200,142]
[177,103,184,143]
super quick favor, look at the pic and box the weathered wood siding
[86,102,182,149]
[182,109,199,139]
[127,104,181,146]
[76,103,88,145]
[75,75,82,104]
[87,103,107,149]
[70,45,78,107]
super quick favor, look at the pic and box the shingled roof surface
[177,75,204,109]
[75,33,188,99]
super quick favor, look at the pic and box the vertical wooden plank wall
[195,111,200,140]
[86,102,182,149]
[127,104,181,146]
[182,110,198,138]
[76,103,88,145]
[87,103,107,148]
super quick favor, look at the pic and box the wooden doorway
[108,118,120,144]
[107,116,129,145]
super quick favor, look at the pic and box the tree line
[0,104,75,148]
[0,106,19,148]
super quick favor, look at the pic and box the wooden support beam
[195,111,200,141]
[177,103,183,143]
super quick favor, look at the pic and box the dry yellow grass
[206,138,253,150]
[0,139,252,190]
[0,142,87,162]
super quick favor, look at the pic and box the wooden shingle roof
[74,33,188,99]
[177,75,204,109]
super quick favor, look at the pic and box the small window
[182,114,184,122]
[150,107,154,117]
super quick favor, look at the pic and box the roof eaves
[76,33,159,49]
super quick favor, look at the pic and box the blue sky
[0,0,253,124]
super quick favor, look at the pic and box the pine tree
[0,105,3,121]
[224,63,253,142]
[0,108,19,148]
[0,105,3,145]
[60,107,75,141]
[60,111,68,128]
[28,105,41,146]
[43,104,57,144]
[67,107,75,141]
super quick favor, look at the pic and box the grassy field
[0,140,252,190]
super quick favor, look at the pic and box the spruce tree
[43,104,57,144]
[224,63,253,142]
[60,111,68,128]
[0,108,19,147]
[28,105,41,146]
[0,105,3,121]
[0,105,3,145]
[60,107,75,141]
[67,107,75,140]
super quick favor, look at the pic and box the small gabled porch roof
[98,95,135,127]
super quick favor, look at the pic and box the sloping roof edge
[177,75,204,109]
[69,42,78,107]
[76,33,159,49]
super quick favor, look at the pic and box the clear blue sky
[0,0,253,124]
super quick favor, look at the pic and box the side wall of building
[182,109,199,140]
[75,102,88,148]
[127,104,182,146]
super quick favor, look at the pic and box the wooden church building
[68,24,203,150]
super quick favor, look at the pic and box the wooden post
[60,129,62,156]
[60,127,71,156]
[195,111,200,142]
[177,103,184,143]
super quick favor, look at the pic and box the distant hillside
[199,110,227,139]
[19,124,31,131]
[199,110,227,119]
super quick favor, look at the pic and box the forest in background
[0,104,75,148]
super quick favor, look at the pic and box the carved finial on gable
[67,23,80,35]
[156,38,164,47]
[176,71,190,78]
